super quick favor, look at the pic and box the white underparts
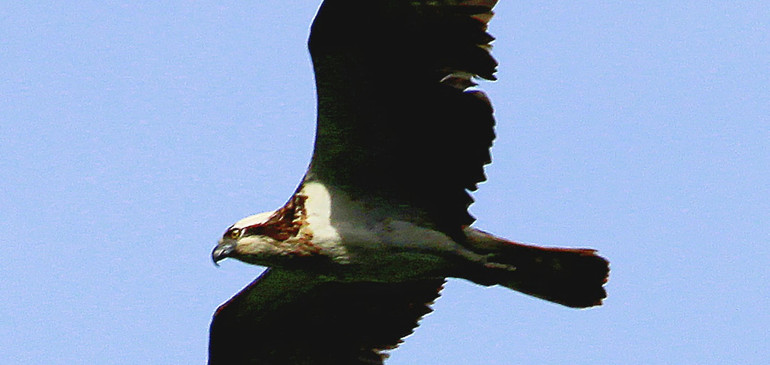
[296,182,348,262]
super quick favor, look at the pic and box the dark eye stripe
[244,225,265,236]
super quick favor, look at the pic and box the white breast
[299,181,464,279]
[297,182,347,262]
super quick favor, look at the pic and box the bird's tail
[462,228,609,308]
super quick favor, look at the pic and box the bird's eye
[227,228,241,239]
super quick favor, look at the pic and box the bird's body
[217,179,606,303]
[209,0,609,363]
[221,181,460,282]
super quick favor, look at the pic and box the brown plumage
[209,1,609,363]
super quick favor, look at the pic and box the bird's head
[211,211,291,267]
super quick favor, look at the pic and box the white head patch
[231,211,275,230]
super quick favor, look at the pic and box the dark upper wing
[307,0,498,235]
[209,269,445,364]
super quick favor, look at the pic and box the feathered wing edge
[209,269,445,364]
[307,0,500,235]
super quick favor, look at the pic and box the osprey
[209,0,609,363]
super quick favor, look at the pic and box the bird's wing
[307,0,498,236]
[209,269,445,364]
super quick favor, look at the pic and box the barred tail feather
[464,228,609,308]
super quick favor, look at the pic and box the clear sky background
[2,1,768,364]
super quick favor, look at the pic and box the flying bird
[209,0,609,363]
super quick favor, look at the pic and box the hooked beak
[212,239,236,266]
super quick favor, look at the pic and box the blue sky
[2,1,768,364]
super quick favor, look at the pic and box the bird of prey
[209,0,609,364]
